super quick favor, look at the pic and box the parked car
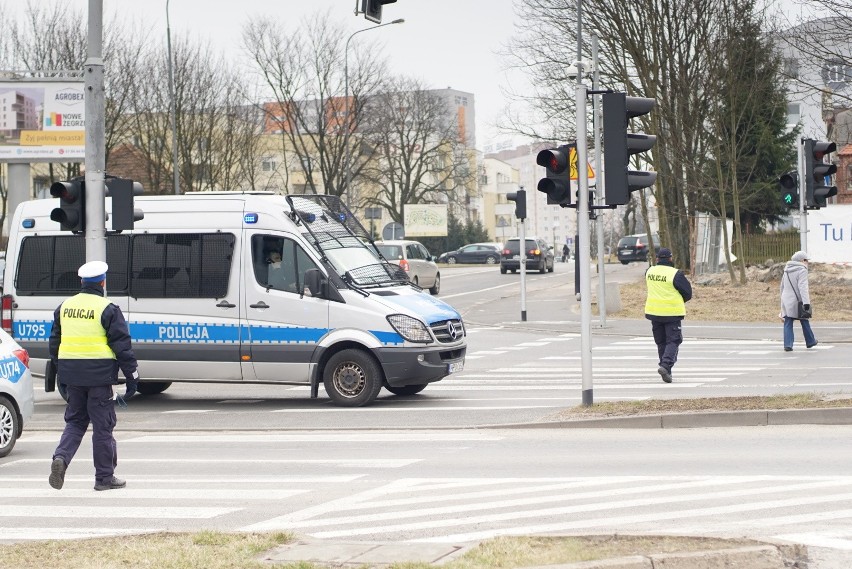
[374,240,441,294]
[438,243,502,265]
[616,233,661,264]
[500,237,554,274]
[0,327,34,458]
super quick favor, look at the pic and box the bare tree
[358,77,477,224]
[242,10,387,197]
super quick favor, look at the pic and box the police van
[2,193,466,407]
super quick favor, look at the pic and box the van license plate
[448,362,464,374]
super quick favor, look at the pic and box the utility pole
[84,0,106,262]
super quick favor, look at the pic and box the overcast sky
[6,0,812,152]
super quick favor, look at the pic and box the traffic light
[602,92,657,206]
[362,0,397,23]
[536,144,573,206]
[105,177,145,230]
[779,170,799,209]
[49,178,85,232]
[507,189,527,219]
[803,139,837,209]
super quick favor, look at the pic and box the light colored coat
[780,261,811,318]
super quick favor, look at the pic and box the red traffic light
[536,148,570,174]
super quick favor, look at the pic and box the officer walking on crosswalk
[644,248,692,383]
[48,261,139,491]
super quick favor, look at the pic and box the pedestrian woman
[780,250,817,352]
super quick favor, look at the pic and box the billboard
[0,80,85,161]
[403,204,448,237]
[808,205,852,264]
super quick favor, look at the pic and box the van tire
[385,383,427,396]
[137,381,172,396]
[429,273,440,295]
[323,349,383,407]
[0,396,19,458]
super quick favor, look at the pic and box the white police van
[2,193,466,407]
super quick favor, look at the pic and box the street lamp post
[343,18,404,208]
[166,0,180,195]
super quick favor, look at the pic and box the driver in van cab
[266,249,294,292]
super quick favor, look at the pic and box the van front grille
[431,319,465,343]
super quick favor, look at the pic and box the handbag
[785,273,812,319]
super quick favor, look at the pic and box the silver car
[374,240,441,295]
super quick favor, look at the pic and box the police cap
[78,261,109,282]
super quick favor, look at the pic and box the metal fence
[737,233,799,265]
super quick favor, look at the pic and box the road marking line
[126,433,503,443]
[0,505,237,519]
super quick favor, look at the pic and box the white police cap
[78,261,109,281]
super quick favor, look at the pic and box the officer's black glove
[124,370,139,400]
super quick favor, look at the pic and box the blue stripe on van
[13,319,404,347]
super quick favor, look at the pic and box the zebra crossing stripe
[0,505,236,519]
[0,528,145,541]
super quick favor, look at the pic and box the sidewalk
[262,537,810,568]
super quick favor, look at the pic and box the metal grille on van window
[430,319,464,343]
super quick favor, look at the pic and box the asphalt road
[24,261,852,432]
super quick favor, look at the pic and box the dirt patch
[608,262,852,322]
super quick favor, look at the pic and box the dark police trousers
[53,384,118,481]
[651,320,683,372]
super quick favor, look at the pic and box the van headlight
[387,314,432,343]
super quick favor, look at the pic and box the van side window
[130,233,234,298]
[15,235,130,295]
[252,235,319,295]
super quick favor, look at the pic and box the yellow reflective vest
[644,265,686,317]
[58,293,116,360]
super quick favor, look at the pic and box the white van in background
[2,193,466,407]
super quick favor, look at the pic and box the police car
[0,327,33,458]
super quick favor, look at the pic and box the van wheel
[620,260,629,265]
[429,273,440,295]
[385,384,427,396]
[500,266,507,274]
[0,396,19,458]
[324,349,383,407]
[137,382,172,396]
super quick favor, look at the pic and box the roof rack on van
[182,191,276,196]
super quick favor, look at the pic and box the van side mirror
[304,268,325,297]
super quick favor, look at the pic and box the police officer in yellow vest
[645,248,692,383]
[48,261,139,491]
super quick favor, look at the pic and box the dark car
[616,233,660,264]
[500,237,554,274]
[438,243,502,265]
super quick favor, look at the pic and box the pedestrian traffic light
[602,92,657,206]
[803,138,837,209]
[779,170,799,209]
[362,0,397,23]
[49,178,85,232]
[536,144,573,206]
[507,189,527,220]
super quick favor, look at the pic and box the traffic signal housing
[803,139,837,209]
[507,189,527,220]
[536,144,573,206]
[105,177,145,231]
[362,0,397,23]
[49,178,85,232]
[602,92,657,206]
[779,170,799,209]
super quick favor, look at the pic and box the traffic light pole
[576,73,594,407]
[591,34,608,328]
[84,0,107,262]
[797,138,807,252]
[519,212,527,322]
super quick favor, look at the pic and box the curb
[523,542,807,569]
[261,539,809,569]
[491,406,852,429]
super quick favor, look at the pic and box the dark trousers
[651,320,683,372]
[53,384,117,482]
